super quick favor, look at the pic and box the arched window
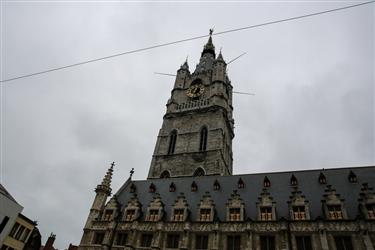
[348,171,357,183]
[199,127,208,151]
[160,170,171,178]
[191,181,198,192]
[168,130,177,155]
[213,180,220,191]
[263,176,271,187]
[319,172,327,184]
[149,183,156,193]
[238,178,245,189]
[194,167,205,177]
[169,182,176,192]
[290,174,298,186]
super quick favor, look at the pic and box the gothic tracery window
[199,126,208,151]
[168,130,177,155]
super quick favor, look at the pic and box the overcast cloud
[1,1,374,248]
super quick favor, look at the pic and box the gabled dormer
[358,183,375,220]
[226,190,245,222]
[101,195,120,222]
[145,193,164,222]
[171,193,189,222]
[122,194,142,222]
[322,185,347,220]
[288,187,310,220]
[257,188,276,221]
[197,191,215,222]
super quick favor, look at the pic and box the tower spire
[101,162,114,187]
[201,29,215,57]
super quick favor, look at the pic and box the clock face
[186,84,205,98]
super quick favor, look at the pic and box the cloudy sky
[1,1,374,248]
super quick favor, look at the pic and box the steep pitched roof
[0,183,19,204]
[116,166,375,221]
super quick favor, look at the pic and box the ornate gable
[122,194,142,222]
[145,193,164,222]
[101,195,120,221]
[288,187,310,220]
[226,190,245,221]
[358,183,375,220]
[256,188,276,221]
[197,191,215,222]
[322,185,347,220]
[171,193,189,222]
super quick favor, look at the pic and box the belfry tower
[148,32,234,179]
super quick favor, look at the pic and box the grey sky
[1,1,374,248]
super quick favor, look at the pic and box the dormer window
[191,181,198,192]
[327,205,343,219]
[125,209,136,221]
[319,172,326,184]
[229,208,241,221]
[147,209,159,222]
[263,176,271,187]
[130,183,136,193]
[260,207,273,221]
[366,204,375,219]
[290,174,298,186]
[238,178,245,189]
[348,171,357,183]
[213,180,220,191]
[103,210,113,221]
[199,208,211,221]
[173,209,185,222]
[149,183,156,193]
[169,182,176,192]
[292,206,306,220]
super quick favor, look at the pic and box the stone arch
[194,167,206,177]
[160,170,171,178]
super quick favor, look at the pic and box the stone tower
[148,33,234,179]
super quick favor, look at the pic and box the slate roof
[116,166,375,222]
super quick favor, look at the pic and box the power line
[1,0,373,83]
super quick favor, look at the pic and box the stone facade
[78,34,375,250]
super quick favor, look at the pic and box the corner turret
[80,162,114,245]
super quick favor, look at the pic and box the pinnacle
[101,162,114,187]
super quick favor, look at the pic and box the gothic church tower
[148,33,234,179]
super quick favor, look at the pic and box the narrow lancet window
[168,130,177,155]
[199,127,208,151]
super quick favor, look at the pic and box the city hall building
[78,34,375,250]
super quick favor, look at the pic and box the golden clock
[186,84,205,98]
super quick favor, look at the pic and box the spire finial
[209,28,214,36]
[130,168,135,178]
[101,162,114,187]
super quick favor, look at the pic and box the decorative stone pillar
[362,230,374,250]
[319,230,329,250]
[245,230,253,250]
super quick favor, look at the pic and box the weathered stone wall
[78,220,375,250]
